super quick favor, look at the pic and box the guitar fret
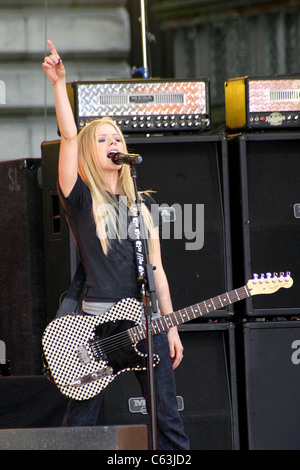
[162,316,173,329]
[174,312,180,325]
[212,296,222,310]
[129,285,252,344]
[151,318,159,334]
[129,327,137,341]
[184,307,192,319]
[176,309,185,323]
[200,303,207,316]
[153,317,163,335]
[178,310,186,322]
[191,306,199,318]
[204,299,216,312]
[191,305,201,317]
[138,326,145,340]
[130,326,144,342]
[239,286,248,298]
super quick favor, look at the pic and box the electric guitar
[42,272,293,401]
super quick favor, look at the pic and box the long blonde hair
[77,118,154,255]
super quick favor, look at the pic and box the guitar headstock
[247,272,293,296]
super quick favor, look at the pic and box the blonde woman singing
[43,40,189,450]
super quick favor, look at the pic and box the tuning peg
[266,272,271,282]
[279,272,284,282]
[253,273,258,284]
[272,273,278,282]
[259,273,265,283]
[285,271,291,281]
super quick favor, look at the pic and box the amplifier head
[225,76,300,130]
[66,79,211,134]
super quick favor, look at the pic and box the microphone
[107,151,143,166]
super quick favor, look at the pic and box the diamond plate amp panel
[66,79,211,133]
[225,76,300,130]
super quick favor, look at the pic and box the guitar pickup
[88,336,107,362]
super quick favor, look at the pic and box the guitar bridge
[69,366,113,387]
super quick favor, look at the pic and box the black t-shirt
[58,175,159,303]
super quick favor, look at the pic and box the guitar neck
[129,285,250,342]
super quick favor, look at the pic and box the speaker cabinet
[127,135,232,317]
[41,141,74,321]
[229,133,300,316]
[0,159,47,375]
[98,324,240,450]
[41,135,232,320]
[0,376,67,429]
[0,425,147,450]
[243,321,300,449]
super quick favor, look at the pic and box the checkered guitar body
[42,274,292,401]
[42,298,157,401]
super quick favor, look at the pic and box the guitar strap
[128,202,146,290]
[55,202,146,319]
[55,261,86,318]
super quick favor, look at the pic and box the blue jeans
[62,333,190,450]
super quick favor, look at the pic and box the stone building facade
[0,0,131,161]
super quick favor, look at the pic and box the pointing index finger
[47,39,59,56]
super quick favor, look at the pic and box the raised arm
[43,40,78,197]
